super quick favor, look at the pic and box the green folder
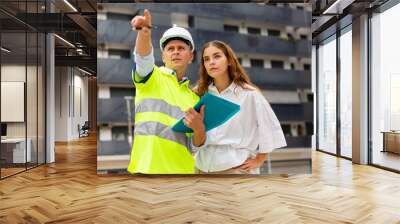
[172,93,240,133]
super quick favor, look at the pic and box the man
[127,9,205,174]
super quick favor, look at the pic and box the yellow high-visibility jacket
[127,66,199,174]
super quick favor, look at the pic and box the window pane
[112,126,134,141]
[271,60,284,69]
[340,28,352,158]
[318,36,337,154]
[108,49,130,59]
[247,27,261,35]
[250,59,264,68]
[281,124,291,136]
[371,4,400,171]
[1,30,27,177]
[268,29,281,37]
[27,31,38,169]
[110,87,135,98]
[188,15,194,28]
[107,13,131,21]
[223,25,239,33]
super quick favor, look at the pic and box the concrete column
[352,14,369,164]
[46,1,55,163]
[46,33,55,163]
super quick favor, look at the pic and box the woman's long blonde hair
[195,40,258,96]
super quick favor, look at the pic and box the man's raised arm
[131,9,154,77]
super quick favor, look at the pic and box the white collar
[160,66,189,84]
[209,81,238,95]
[160,66,176,75]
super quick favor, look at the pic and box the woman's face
[202,45,229,79]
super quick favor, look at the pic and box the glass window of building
[250,59,264,68]
[108,49,130,59]
[339,27,352,158]
[112,127,128,141]
[268,29,281,37]
[371,3,400,171]
[281,124,292,136]
[223,25,239,33]
[1,31,27,177]
[271,60,284,69]
[307,92,313,102]
[107,13,131,21]
[247,27,261,35]
[1,1,46,179]
[110,87,135,98]
[317,35,337,155]
[188,15,194,28]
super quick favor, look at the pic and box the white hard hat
[159,24,194,52]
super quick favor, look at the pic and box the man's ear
[189,52,194,64]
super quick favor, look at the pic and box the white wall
[54,67,89,141]
[1,65,26,81]
[1,65,25,139]
[72,72,89,138]
[1,65,36,138]
[55,67,68,141]
[1,82,24,123]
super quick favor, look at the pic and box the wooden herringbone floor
[1,135,400,224]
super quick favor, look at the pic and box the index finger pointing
[143,9,152,25]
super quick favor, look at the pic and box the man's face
[162,39,193,72]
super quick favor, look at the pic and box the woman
[184,40,287,174]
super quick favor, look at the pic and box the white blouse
[194,82,287,172]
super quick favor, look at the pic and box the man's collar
[180,76,189,85]
[160,66,176,75]
[160,66,189,85]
